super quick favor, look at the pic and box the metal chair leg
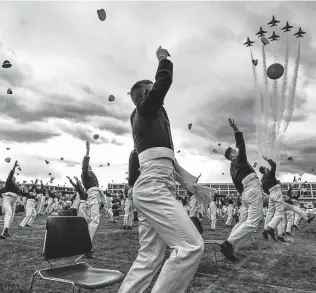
[213,243,219,277]
[29,271,39,293]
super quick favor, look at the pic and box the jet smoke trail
[284,41,301,133]
[279,34,290,133]
[262,44,269,155]
[250,49,263,157]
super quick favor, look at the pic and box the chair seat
[40,263,124,289]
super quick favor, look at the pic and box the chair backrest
[44,216,92,260]
[70,208,78,216]
[58,210,73,216]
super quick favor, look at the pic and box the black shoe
[127,226,132,230]
[267,227,277,242]
[292,225,298,230]
[286,232,291,236]
[0,234,6,240]
[262,230,269,240]
[26,224,31,227]
[220,241,239,263]
[123,226,127,230]
[307,215,315,224]
[210,229,215,231]
[3,228,10,237]
[277,236,286,242]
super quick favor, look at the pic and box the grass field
[1,213,316,293]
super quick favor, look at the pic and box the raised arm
[29,178,39,192]
[128,149,140,187]
[136,47,173,117]
[262,155,276,175]
[67,176,77,189]
[5,160,18,189]
[228,118,247,162]
[82,141,90,174]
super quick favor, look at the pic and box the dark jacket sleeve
[128,150,140,187]
[5,169,15,190]
[235,131,247,163]
[268,159,276,175]
[82,156,90,174]
[136,59,173,118]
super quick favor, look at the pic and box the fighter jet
[268,31,280,41]
[294,27,306,38]
[281,21,294,32]
[268,15,280,27]
[243,37,254,47]
[255,26,267,37]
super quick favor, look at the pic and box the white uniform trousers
[45,197,54,214]
[118,148,204,293]
[225,204,234,226]
[264,184,284,230]
[227,173,263,251]
[20,199,36,227]
[2,193,18,232]
[210,202,217,230]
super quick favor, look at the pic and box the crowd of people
[0,46,315,293]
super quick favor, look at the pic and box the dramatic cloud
[0,1,315,185]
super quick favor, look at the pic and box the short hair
[259,166,266,174]
[130,80,153,100]
[224,147,233,160]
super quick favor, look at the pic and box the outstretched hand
[228,118,235,127]
[156,46,170,61]
[262,155,269,161]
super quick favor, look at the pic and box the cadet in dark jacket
[259,155,284,242]
[1,160,21,239]
[221,119,263,262]
[20,179,38,228]
[118,47,203,293]
[80,141,106,258]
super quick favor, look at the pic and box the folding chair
[29,216,124,293]
[203,239,227,277]
[70,208,78,216]
[58,210,73,216]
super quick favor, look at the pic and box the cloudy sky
[0,1,316,188]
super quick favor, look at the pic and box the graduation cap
[17,173,19,176]
[299,173,303,176]
[288,157,293,161]
[218,143,221,146]
[48,173,51,176]
[6,147,10,150]
[212,149,218,154]
[222,173,224,175]
[45,160,49,164]
[23,180,26,183]
[261,37,270,45]
[18,167,22,171]
[107,163,110,166]
[188,123,192,130]
[5,157,11,163]
[7,88,12,94]
[60,157,64,161]
[312,169,315,172]
[177,150,181,153]
[99,164,103,167]
[97,9,106,21]
[93,134,99,140]
[126,172,128,174]
[253,162,257,168]
[109,95,115,102]
[252,59,258,66]
[2,60,12,68]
